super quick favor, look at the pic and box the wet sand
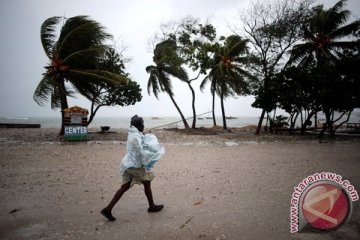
[0,128,359,239]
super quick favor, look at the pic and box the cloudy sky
[0,0,359,118]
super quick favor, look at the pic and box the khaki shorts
[122,168,154,187]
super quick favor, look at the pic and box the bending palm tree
[35,16,127,135]
[202,35,252,130]
[146,39,190,129]
[288,0,360,66]
[288,0,360,135]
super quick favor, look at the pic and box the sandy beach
[0,127,360,240]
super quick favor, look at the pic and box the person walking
[101,115,165,221]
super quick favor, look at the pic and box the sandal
[148,204,164,212]
[101,208,116,221]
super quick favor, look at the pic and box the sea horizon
[0,115,261,129]
[1,110,359,130]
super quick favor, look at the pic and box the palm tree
[146,39,190,129]
[202,78,218,126]
[288,0,360,135]
[288,0,360,66]
[35,16,127,135]
[201,35,252,130]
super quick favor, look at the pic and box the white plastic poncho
[120,126,165,175]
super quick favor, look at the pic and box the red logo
[301,183,351,230]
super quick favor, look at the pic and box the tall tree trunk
[290,112,299,135]
[187,82,196,129]
[255,109,266,135]
[168,94,189,129]
[59,81,69,136]
[319,108,332,137]
[220,93,227,130]
[301,111,315,135]
[60,110,65,136]
[87,103,104,126]
[212,90,217,126]
[255,73,272,135]
[327,110,335,136]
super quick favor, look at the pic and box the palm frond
[57,16,112,59]
[225,35,249,57]
[33,74,56,106]
[40,16,61,59]
[145,65,174,98]
[324,1,350,34]
[146,65,157,74]
[329,20,360,39]
[68,69,128,86]
[200,76,210,92]
[233,56,250,65]
[298,52,316,68]
[162,65,189,82]
[233,66,255,80]
[147,72,160,99]
[153,38,183,66]
[288,42,315,64]
[70,83,96,102]
[331,0,346,13]
[68,70,128,102]
[157,71,174,96]
[146,65,160,98]
[65,69,126,102]
[63,46,108,68]
[303,27,316,41]
[51,84,62,109]
[328,41,360,51]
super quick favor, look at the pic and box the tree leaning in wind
[288,0,360,67]
[201,35,252,130]
[239,0,313,135]
[35,16,127,135]
[288,0,360,135]
[146,39,190,129]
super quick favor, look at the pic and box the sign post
[63,106,88,141]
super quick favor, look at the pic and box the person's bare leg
[101,182,131,221]
[143,181,164,212]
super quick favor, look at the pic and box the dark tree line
[241,0,360,136]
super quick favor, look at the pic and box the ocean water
[1,111,359,130]
[0,116,260,129]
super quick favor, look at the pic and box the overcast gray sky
[0,0,359,118]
